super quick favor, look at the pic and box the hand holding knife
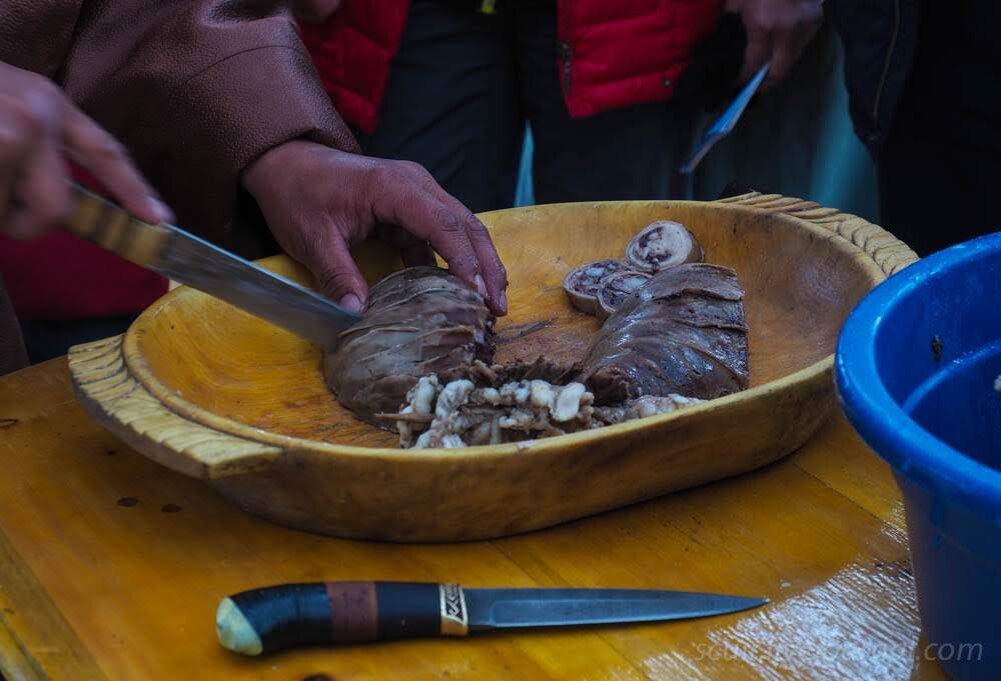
[216,581,768,655]
[679,63,770,175]
[63,182,361,349]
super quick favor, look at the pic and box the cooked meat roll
[323,267,495,428]
[625,220,703,272]
[581,263,749,404]
[562,259,630,315]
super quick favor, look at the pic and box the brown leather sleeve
[59,0,360,257]
[0,277,28,377]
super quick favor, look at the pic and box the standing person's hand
[242,140,509,316]
[292,0,342,23]
[726,0,824,87]
[0,62,171,239]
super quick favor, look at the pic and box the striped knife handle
[216,582,470,656]
[64,182,170,268]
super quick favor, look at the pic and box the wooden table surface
[0,360,948,681]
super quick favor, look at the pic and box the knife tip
[723,595,769,614]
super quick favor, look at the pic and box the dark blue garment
[827,0,923,156]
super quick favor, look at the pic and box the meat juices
[581,263,749,404]
[322,267,495,428]
[562,259,630,314]
[625,220,703,272]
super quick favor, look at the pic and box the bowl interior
[869,237,1001,467]
[133,201,878,448]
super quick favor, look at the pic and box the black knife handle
[216,582,469,656]
[64,182,170,268]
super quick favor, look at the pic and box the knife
[678,63,770,175]
[63,182,361,349]
[216,581,768,655]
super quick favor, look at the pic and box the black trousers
[20,315,136,364]
[878,1,1001,257]
[358,0,697,213]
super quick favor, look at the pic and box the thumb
[739,28,771,83]
[304,228,369,313]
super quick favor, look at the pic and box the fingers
[0,95,39,234]
[739,27,772,84]
[765,28,798,86]
[304,223,370,312]
[427,187,508,315]
[0,69,168,238]
[5,141,72,239]
[369,164,502,311]
[371,161,508,315]
[766,5,822,86]
[246,146,509,316]
[738,0,823,87]
[403,189,507,315]
[62,104,171,224]
[0,82,72,239]
[292,0,343,23]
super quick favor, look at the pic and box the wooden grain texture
[68,196,918,541]
[0,529,108,681]
[0,361,948,680]
[70,336,282,479]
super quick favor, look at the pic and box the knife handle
[216,582,469,656]
[64,182,170,268]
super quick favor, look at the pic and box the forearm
[61,0,358,254]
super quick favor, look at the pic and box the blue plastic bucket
[836,233,1001,680]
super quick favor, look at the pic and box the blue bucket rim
[836,232,1001,521]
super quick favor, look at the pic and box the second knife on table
[216,581,768,655]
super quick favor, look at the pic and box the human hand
[242,140,508,315]
[292,0,343,23]
[0,62,171,239]
[726,0,823,87]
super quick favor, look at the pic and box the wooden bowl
[69,194,916,541]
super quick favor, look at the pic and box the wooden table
[0,360,948,681]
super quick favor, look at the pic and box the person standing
[299,0,824,212]
[831,0,1001,255]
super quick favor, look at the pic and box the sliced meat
[323,267,495,428]
[596,270,652,320]
[580,263,749,404]
[563,259,630,315]
[625,220,704,273]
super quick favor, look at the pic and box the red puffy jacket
[302,0,723,135]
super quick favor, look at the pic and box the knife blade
[216,581,768,655]
[63,182,361,349]
[678,63,770,175]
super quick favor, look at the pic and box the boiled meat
[581,263,749,404]
[323,267,495,428]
